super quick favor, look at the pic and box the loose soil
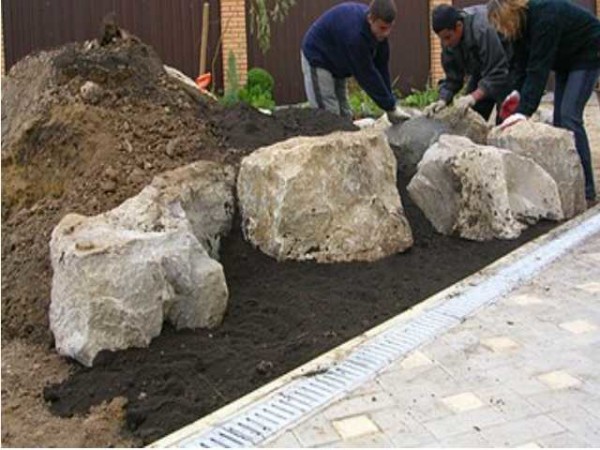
[2,34,559,447]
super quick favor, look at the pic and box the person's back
[523,0,600,73]
[302,3,372,79]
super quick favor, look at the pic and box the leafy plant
[400,86,439,109]
[239,68,276,110]
[347,79,383,118]
[249,0,296,53]
[221,50,240,106]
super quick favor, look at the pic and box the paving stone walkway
[266,97,600,447]
[266,228,600,447]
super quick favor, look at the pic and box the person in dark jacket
[488,0,600,204]
[424,4,512,122]
[301,0,409,124]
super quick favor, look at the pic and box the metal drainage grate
[178,310,460,448]
[163,210,600,448]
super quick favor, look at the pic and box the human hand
[500,90,521,120]
[423,99,448,118]
[499,113,527,130]
[454,94,476,114]
[387,105,412,125]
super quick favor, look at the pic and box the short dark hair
[369,0,397,23]
[432,5,462,33]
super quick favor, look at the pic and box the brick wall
[220,0,248,85]
[429,0,452,86]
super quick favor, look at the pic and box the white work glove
[387,105,412,125]
[499,113,527,130]
[453,94,477,114]
[423,99,447,117]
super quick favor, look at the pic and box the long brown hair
[487,0,529,40]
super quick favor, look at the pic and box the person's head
[487,0,529,40]
[368,0,397,41]
[432,5,464,48]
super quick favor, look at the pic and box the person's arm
[476,25,510,101]
[373,40,393,94]
[439,49,465,103]
[517,10,561,116]
[346,38,396,111]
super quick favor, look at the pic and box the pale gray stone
[79,81,104,104]
[49,161,235,366]
[238,131,413,263]
[386,117,451,178]
[489,120,586,219]
[436,107,490,145]
[407,135,562,241]
[386,108,489,179]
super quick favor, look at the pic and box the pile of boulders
[48,106,585,365]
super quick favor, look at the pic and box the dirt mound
[212,103,357,150]
[1,35,356,345]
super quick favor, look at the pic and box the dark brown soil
[2,34,555,447]
[42,174,554,443]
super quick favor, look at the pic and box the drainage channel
[151,207,600,448]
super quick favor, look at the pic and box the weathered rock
[436,107,490,144]
[489,120,586,219]
[80,81,104,104]
[238,131,413,262]
[385,108,490,179]
[49,161,235,366]
[408,135,562,241]
[385,117,451,178]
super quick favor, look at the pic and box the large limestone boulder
[50,161,235,366]
[386,108,489,179]
[238,131,413,262]
[408,135,563,241]
[489,120,586,219]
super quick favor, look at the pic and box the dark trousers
[554,68,600,200]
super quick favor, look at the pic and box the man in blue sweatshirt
[301,0,409,124]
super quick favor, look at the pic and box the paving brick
[400,351,434,369]
[332,415,379,440]
[547,407,600,445]
[479,414,566,446]
[441,392,485,413]
[526,387,599,413]
[422,406,506,439]
[266,431,303,448]
[537,371,582,390]
[437,430,491,447]
[292,413,341,447]
[537,431,596,447]
[474,386,543,420]
[325,432,394,448]
[322,391,396,421]
[481,336,520,353]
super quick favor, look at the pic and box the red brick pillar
[429,0,452,86]
[220,0,248,85]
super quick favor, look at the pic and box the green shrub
[221,50,241,106]
[400,86,439,109]
[246,68,274,94]
[348,80,383,118]
[238,67,276,110]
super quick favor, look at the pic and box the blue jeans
[553,68,600,200]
